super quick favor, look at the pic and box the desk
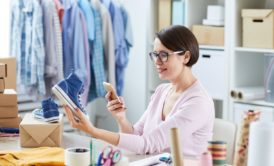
[0,132,200,165]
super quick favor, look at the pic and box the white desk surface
[0,132,201,165]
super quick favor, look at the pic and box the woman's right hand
[105,92,127,122]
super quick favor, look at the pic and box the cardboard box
[192,25,224,46]
[0,57,16,89]
[0,115,21,128]
[0,105,18,118]
[0,89,17,106]
[20,113,63,147]
[0,63,7,77]
[242,9,274,48]
[158,0,172,31]
[0,78,4,93]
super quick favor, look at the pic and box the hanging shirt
[121,6,133,48]
[78,0,94,105]
[41,0,62,97]
[53,0,64,29]
[10,0,46,96]
[107,2,129,96]
[93,0,116,89]
[115,5,133,96]
[88,1,106,101]
[62,0,89,96]
[52,3,64,83]
[78,0,95,42]
[118,81,215,157]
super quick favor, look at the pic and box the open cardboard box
[0,57,16,90]
[0,89,17,106]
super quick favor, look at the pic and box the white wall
[123,0,149,124]
[0,1,10,57]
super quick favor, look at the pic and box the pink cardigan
[117,81,215,157]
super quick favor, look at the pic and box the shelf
[235,47,274,54]
[199,45,225,51]
[18,102,41,112]
[233,99,274,107]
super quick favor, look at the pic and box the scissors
[97,146,122,166]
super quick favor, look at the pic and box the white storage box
[233,103,274,126]
[242,9,274,48]
[192,50,227,99]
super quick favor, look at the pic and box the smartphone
[103,82,121,102]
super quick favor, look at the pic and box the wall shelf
[235,47,274,54]
[234,100,274,108]
[199,45,225,51]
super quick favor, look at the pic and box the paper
[247,121,274,166]
[230,86,264,100]
[233,111,260,166]
[130,153,170,166]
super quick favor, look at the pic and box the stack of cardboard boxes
[192,5,225,46]
[0,58,21,129]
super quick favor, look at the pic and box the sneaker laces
[79,84,85,95]
[78,94,84,110]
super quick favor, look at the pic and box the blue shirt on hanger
[10,0,46,96]
[62,0,89,91]
[88,1,106,101]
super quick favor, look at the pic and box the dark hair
[156,25,199,67]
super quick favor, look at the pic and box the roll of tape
[65,147,90,166]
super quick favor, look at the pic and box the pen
[90,140,92,166]
[147,162,161,166]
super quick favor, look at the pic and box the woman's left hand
[64,105,95,135]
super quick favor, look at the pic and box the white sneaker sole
[32,109,60,123]
[52,85,81,120]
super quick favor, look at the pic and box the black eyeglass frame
[148,50,186,63]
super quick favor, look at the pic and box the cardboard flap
[21,125,59,144]
[242,9,273,19]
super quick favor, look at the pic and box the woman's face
[152,38,185,81]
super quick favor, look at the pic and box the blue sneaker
[52,72,87,119]
[32,98,60,123]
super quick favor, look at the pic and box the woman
[64,25,215,157]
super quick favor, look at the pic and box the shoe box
[20,113,64,147]
[0,57,16,89]
[0,63,6,93]
[0,114,21,128]
[0,89,17,106]
[0,57,19,128]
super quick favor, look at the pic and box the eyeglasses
[149,50,185,63]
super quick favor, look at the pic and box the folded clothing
[0,128,19,133]
[0,147,64,166]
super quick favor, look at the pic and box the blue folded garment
[0,128,19,133]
